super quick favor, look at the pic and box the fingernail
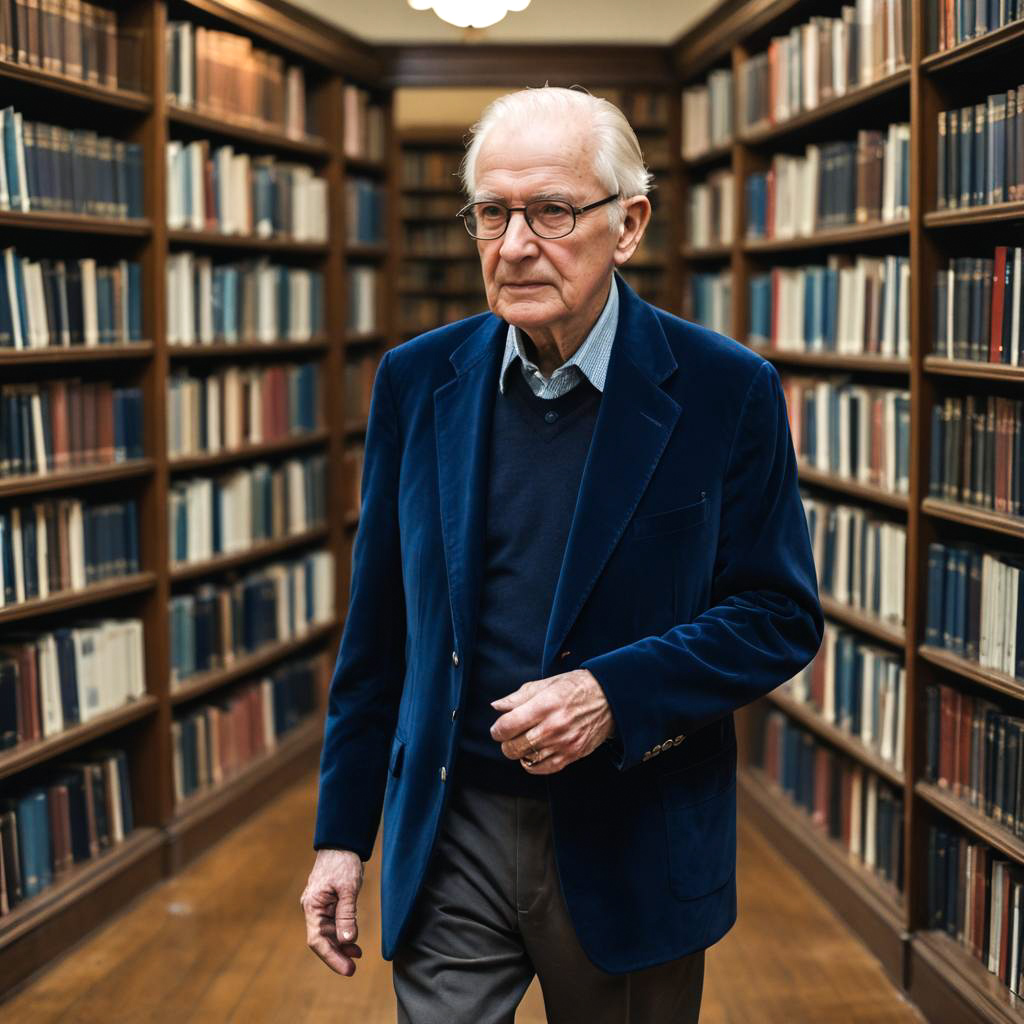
[343,930,353,940]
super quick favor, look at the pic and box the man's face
[472,120,622,337]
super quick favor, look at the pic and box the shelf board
[819,595,906,649]
[167,102,330,158]
[344,417,370,435]
[0,59,152,111]
[344,510,360,528]
[797,465,910,511]
[165,715,321,871]
[167,339,329,359]
[921,19,1024,74]
[924,356,1024,382]
[0,210,151,236]
[765,689,905,787]
[750,346,910,374]
[0,573,157,627]
[681,243,732,260]
[346,243,389,260]
[344,330,386,347]
[166,229,328,254]
[169,526,330,583]
[745,219,910,253]
[910,928,1024,1024]
[0,826,164,957]
[345,154,388,175]
[918,644,1024,701]
[921,497,1024,542]
[168,430,329,474]
[739,67,910,147]
[0,459,154,500]
[682,141,733,169]
[916,780,1024,869]
[0,695,160,782]
[738,768,907,983]
[0,343,153,365]
[169,622,335,705]
[925,201,1024,229]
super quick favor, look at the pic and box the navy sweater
[458,363,601,796]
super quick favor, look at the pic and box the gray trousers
[392,779,705,1024]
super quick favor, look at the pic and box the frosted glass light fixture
[407,0,531,30]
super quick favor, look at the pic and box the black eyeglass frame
[456,193,621,240]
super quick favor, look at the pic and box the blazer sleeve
[582,359,824,771]
[313,349,406,857]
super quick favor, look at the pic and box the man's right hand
[301,848,365,976]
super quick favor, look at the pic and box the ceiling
[288,0,722,45]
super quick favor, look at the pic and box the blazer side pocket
[629,496,707,540]
[658,744,736,901]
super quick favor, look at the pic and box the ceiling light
[407,0,531,30]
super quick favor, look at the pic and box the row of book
[782,377,911,495]
[681,68,733,160]
[925,683,1024,834]
[618,268,663,308]
[344,355,377,424]
[760,709,905,890]
[933,248,1024,366]
[746,126,910,241]
[346,179,385,246]
[166,254,325,347]
[783,622,906,770]
[0,381,143,478]
[0,107,143,219]
[926,0,1024,52]
[171,658,319,804]
[343,86,387,163]
[399,261,481,292]
[626,91,670,128]
[401,297,484,337]
[0,250,143,350]
[0,498,139,606]
[686,171,733,247]
[401,193,461,219]
[347,266,379,335]
[166,364,321,461]
[168,454,326,567]
[689,271,732,337]
[929,395,1022,517]
[165,22,313,141]
[0,618,145,749]
[937,91,1024,210]
[802,493,907,626]
[0,0,140,91]
[739,1,909,133]
[403,224,472,258]
[402,150,461,190]
[166,141,328,243]
[1,747,133,912]
[169,551,334,689]
[749,256,911,358]
[925,541,1024,680]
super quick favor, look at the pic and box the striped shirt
[498,276,618,399]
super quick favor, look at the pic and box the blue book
[16,792,42,900]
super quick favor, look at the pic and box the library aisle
[0,770,923,1024]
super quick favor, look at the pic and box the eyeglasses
[456,193,620,240]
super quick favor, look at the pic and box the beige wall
[394,87,510,129]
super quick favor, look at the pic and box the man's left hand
[489,669,614,774]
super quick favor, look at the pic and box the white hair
[460,86,653,228]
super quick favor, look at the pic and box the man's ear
[612,196,652,267]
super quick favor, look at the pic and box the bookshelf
[0,0,392,997]
[673,1,1024,1021]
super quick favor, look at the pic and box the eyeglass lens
[465,200,575,239]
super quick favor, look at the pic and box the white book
[198,258,213,343]
[261,678,276,748]
[898,258,910,357]
[894,665,906,769]
[864,772,878,869]
[850,767,863,858]
[37,635,63,737]
[10,507,24,602]
[4,248,24,350]
[80,258,99,345]
[166,140,182,228]
[1007,564,1020,678]
[13,112,29,212]
[34,504,48,599]
[171,720,184,803]
[67,500,85,589]
[881,124,896,222]
[105,755,124,843]
[73,627,102,723]
[0,110,8,209]
[128,620,145,699]
[1012,881,1022,996]
[990,862,1005,974]
[189,142,204,231]
[30,392,46,475]
[181,23,195,108]
[24,259,44,348]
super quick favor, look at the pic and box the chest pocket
[628,495,707,540]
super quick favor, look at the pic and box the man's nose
[499,209,538,260]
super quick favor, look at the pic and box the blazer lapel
[434,315,505,661]
[541,278,681,674]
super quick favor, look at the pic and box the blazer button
[652,744,662,755]
[451,707,458,721]
[663,738,675,749]
[642,751,652,762]
[451,650,460,667]
[440,766,447,782]
[674,734,685,744]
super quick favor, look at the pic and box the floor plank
[0,771,925,1023]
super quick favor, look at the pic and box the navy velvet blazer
[314,275,824,973]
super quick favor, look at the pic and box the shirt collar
[499,276,619,395]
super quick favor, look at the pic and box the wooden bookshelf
[673,2,1024,1019]
[0,0,390,998]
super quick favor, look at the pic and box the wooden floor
[1,770,926,1023]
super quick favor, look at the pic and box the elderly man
[302,87,823,1023]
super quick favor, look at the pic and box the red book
[991,247,1008,363]
[939,684,953,788]
[96,381,114,463]
[49,381,69,472]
